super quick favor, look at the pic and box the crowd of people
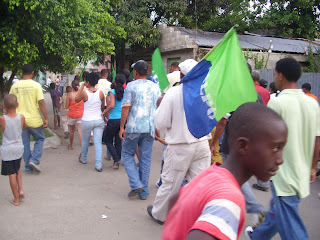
[1,57,319,240]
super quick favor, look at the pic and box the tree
[111,0,186,70]
[249,0,320,39]
[0,0,125,113]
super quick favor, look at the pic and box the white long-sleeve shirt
[155,84,211,144]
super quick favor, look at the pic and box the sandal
[95,168,102,172]
[79,153,86,164]
[112,162,120,170]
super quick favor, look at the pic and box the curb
[30,128,61,150]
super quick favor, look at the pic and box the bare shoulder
[0,115,4,128]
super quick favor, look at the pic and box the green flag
[180,27,257,138]
[151,48,169,92]
[111,64,116,82]
[80,66,86,82]
[204,27,257,121]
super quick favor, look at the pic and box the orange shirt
[306,93,318,103]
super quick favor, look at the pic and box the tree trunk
[0,65,5,114]
[115,41,125,73]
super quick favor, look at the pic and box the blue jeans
[252,182,308,240]
[221,152,266,213]
[81,119,105,169]
[122,133,154,199]
[22,126,45,172]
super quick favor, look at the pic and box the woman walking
[66,79,84,150]
[76,72,105,172]
[103,74,125,169]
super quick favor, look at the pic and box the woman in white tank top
[75,72,105,172]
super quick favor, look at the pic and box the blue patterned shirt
[122,80,161,137]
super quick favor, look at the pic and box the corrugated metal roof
[175,27,320,54]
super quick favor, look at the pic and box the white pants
[151,140,211,222]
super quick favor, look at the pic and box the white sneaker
[29,161,41,172]
[245,226,253,240]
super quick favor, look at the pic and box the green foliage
[244,50,266,69]
[303,45,320,72]
[249,0,320,39]
[110,0,186,69]
[0,0,125,113]
[178,0,251,32]
[174,0,319,40]
[112,0,186,51]
[0,0,125,74]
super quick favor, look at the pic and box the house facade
[157,24,319,73]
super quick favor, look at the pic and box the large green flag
[151,48,169,92]
[180,27,257,138]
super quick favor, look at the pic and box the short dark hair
[22,64,34,75]
[259,79,268,88]
[121,69,130,78]
[86,72,99,86]
[72,79,80,89]
[133,60,148,76]
[301,83,311,91]
[171,62,179,69]
[228,102,284,148]
[50,83,56,89]
[74,75,80,81]
[82,71,89,82]
[101,69,108,78]
[66,86,72,92]
[4,94,17,109]
[269,82,277,93]
[275,58,301,82]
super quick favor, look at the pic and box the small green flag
[151,48,169,92]
[111,65,116,82]
[80,66,86,82]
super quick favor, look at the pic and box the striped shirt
[162,164,245,240]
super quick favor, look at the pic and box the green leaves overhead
[0,0,125,73]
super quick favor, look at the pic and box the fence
[258,69,320,99]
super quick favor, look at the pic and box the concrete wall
[158,24,197,53]
[161,49,196,73]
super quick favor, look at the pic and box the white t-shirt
[96,79,111,98]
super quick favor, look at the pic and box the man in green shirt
[247,58,320,240]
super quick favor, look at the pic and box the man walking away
[119,60,161,200]
[10,64,48,173]
[247,58,320,240]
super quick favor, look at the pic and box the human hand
[119,127,125,141]
[310,168,317,183]
[210,144,216,156]
[43,119,49,128]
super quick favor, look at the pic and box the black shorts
[1,158,21,176]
